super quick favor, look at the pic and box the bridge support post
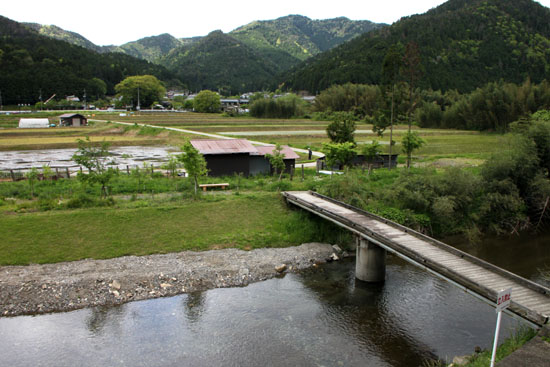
[355,236,386,282]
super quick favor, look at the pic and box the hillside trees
[0,16,176,105]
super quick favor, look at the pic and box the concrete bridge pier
[355,236,386,282]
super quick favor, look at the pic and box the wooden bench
[199,183,230,192]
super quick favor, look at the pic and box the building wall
[205,154,250,177]
[249,156,271,176]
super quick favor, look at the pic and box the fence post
[301,164,304,181]
[55,167,59,178]
[66,167,70,178]
[127,165,130,175]
[10,170,15,181]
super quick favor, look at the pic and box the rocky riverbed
[0,243,344,317]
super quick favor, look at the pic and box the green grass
[458,327,537,366]
[0,192,334,265]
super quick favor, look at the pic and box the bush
[66,193,115,209]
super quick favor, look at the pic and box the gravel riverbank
[0,243,342,317]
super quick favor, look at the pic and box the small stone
[41,284,47,290]
[275,264,287,273]
[160,283,172,289]
[452,355,470,365]
[112,290,120,298]
[329,253,340,261]
[332,245,343,253]
[111,280,121,290]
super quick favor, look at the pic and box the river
[1,233,548,367]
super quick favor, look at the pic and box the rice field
[2,112,507,164]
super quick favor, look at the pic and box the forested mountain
[281,0,550,93]
[230,15,384,62]
[0,16,178,105]
[23,23,103,52]
[159,15,384,93]
[106,34,188,62]
[160,30,279,94]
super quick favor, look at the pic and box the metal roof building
[59,113,88,127]
[190,139,300,177]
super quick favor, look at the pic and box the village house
[190,139,299,177]
[58,113,88,127]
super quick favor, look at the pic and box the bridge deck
[283,191,550,326]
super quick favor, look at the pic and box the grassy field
[0,192,332,265]
[90,113,505,163]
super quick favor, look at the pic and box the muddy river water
[0,233,548,367]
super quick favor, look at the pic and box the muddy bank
[0,243,342,317]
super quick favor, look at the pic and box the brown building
[58,113,88,127]
[190,139,299,177]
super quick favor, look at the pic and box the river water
[1,233,549,367]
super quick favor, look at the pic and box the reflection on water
[0,256,529,367]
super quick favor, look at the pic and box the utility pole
[83,89,87,110]
[137,86,140,111]
[39,89,43,111]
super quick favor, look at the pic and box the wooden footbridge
[283,191,550,327]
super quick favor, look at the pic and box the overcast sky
[3,0,550,46]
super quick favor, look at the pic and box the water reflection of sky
[0,146,180,170]
[0,256,530,367]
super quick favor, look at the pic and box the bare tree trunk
[389,84,394,171]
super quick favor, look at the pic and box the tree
[193,90,221,113]
[326,117,356,144]
[401,131,425,169]
[266,144,286,181]
[89,78,107,100]
[322,142,357,170]
[162,155,181,178]
[381,44,404,170]
[361,140,381,175]
[402,42,423,131]
[178,141,208,195]
[25,167,39,198]
[115,75,166,109]
[72,137,116,198]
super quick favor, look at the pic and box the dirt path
[0,243,342,317]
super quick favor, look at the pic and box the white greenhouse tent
[18,118,50,129]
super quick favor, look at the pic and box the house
[65,95,80,102]
[190,139,300,177]
[58,113,88,127]
[18,118,50,128]
[191,139,258,177]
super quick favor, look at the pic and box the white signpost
[490,288,512,367]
